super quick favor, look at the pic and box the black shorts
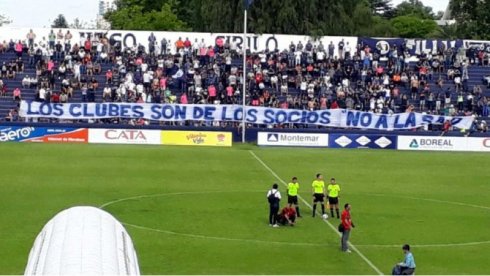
[328,197,339,205]
[288,195,298,205]
[313,193,325,203]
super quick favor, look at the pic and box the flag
[244,0,253,10]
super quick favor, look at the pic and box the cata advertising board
[88,129,161,145]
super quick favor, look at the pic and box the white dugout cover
[24,206,140,275]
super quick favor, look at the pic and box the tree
[393,0,435,19]
[52,14,69,28]
[369,0,394,18]
[391,15,438,38]
[451,0,490,39]
[0,14,11,26]
[103,0,454,39]
[70,18,93,29]
[105,1,189,31]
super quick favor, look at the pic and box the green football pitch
[1,143,490,274]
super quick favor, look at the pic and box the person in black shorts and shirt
[327,177,341,218]
[287,177,301,217]
[311,173,326,217]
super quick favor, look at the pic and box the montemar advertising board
[258,132,328,147]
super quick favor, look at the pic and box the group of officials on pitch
[266,174,417,274]
[266,173,354,253]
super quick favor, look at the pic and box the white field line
[100,189,490,249]
[368,193,490,211]
[249,150,384,275]
[124,223,329,247]
[99,190,262,209]
[356,240,490,248]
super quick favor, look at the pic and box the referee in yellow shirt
[327,177,341,218]
[311,173,326,217]
[287,177,301,217]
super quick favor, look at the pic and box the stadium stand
[0,30,488,132]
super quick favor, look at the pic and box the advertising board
[397,136,468,151]
[257,132,328,147]
[328,134,397,149]
[88,129,161,145]
[161,131,232,147]
[0,126,87,143]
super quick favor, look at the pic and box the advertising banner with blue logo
[258,132,329,147]
[19,101,474,131]
[360,37,464,57]
[329,134,397,149]
[397,136,490,152]
[0,126,88,143]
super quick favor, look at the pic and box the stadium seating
[0,39,489,130]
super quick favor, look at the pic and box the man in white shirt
[316,50,325,63]
[345,42,352,60]
[266,183,282,227]
[39,88,46,101]
[294,50,302,66]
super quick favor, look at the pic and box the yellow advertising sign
[161,131,232,147]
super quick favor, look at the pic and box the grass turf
[0,143,489,274]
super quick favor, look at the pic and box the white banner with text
[20,101,474,131]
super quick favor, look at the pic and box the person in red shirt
[278,206,296,226]
[441,119,452,136]
[341,203,355,253]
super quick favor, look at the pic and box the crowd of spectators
[0,29,489,131]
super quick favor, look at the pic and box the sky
[0,0,100,28]
[0,0,450,29]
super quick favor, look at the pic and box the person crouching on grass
[277,205,297,226]
[392,244,416,275]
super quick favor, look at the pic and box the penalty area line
[249,150,384,275]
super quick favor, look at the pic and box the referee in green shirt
[327,177,341,218]
[287,177,301,217]
[311,173,326,217]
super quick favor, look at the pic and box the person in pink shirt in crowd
[15,41,23,58]
[199,44,208,65]
[208,85,217,103]
[180,93,188,104]
[13,87,21,101]
[105,70,113,84]
[160,77,167,90]
[136,57,143,66]
[184,38,191,49]
[216,37,224,53]
[226,85,234,97]
[84,38,91,52]
[47,60,55,72]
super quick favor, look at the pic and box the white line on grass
[124,223,330,247]
[249,150,384,275]
[368,193,490,211]
[357,240,490,248]
[100,189,490,249]
[99,190,263,209]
